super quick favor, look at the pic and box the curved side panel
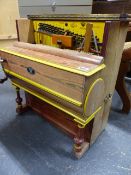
[84,78,105,117]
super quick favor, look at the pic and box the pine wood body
[0,15,130,158]
[0,45,105,120]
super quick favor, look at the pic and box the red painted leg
[73,125,89,159]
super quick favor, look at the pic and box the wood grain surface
[84,79,105,117]
[16,19,35,43]
[1,52,85,103]
[101,22,129,131]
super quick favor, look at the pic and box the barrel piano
[0,14,130,158]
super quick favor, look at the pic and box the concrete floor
[0,69,131,175]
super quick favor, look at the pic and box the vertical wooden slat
[16,19,35,43]
[101,21,128,130]
[83,23,93,52]
[90,21,129,144]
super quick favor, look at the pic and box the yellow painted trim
[0,48,105,77]
[84,78,104,114]
[74,106,102,128]
[12,82,84,124]
[12,82,103,127]
[4,69,82,107]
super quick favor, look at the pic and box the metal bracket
[104,93,113,103]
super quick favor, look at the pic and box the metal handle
[27,67,35,75]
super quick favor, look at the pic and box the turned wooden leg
[16,87,23,114]
[115,62,131,113]
[73,125,89,159]
[15,87,29,114]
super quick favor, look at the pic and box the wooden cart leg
[73,125,89,159]
[15,87,29,114]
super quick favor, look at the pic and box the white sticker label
[77,66,89,72]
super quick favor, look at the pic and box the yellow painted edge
[12,82,85,124]
[84,78,104,114]
[12,82,103,127]
[0,48,106,77]
[4,69,82,107]
[74,106,102,128]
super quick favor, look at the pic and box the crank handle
[0,58,6,63]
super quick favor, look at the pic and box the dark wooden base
[73,142,89,159]
[16,104,29,114]
[16,91,94,158]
